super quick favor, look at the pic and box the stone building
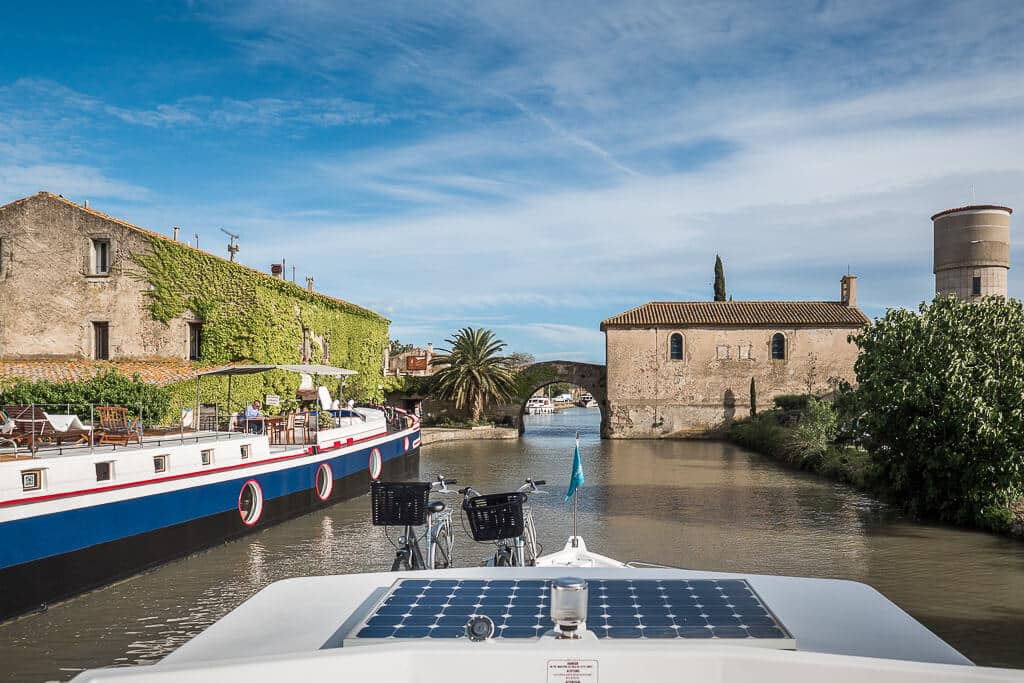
[601,275,868,438]
[384,343,436,377]
[932,204,1012,299]
[0,192,389,397]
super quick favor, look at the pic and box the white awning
[197,364,358,378]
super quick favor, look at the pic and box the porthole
[368,448,383,481]
[238,480,264,526]
[315,463,333,501]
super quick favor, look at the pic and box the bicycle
[459,478,546,567]
[371,476,458,571]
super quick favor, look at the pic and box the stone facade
[0,192,385,368]
[602,277,868,438]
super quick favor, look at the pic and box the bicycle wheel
[523,513,538,566]
[432,521,454,569]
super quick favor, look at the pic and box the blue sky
[2,2,1023,363]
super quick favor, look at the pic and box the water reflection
[1,408,1022,680]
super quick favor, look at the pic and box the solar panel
[345,578,793,645]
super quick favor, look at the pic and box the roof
[930,204,1013,221]
[0,192,387,323]
[198,364,357,377]
[0,359,214,387]
[601,301,870,329]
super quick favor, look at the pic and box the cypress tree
[749,377,757,416]
[714,255,727,301]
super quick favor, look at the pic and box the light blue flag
[565,440,584,501]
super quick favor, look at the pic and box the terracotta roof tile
[0,359,213,387]
[601,301,870,329]
[930,204,1012,221]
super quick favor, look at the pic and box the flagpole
[572,431,579,548]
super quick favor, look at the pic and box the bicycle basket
[371,481,432,526]
[463,491,527,542]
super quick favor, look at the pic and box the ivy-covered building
[0,192,389,399]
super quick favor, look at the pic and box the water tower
[932,204,1013,299]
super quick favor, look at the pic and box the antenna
[220,227,240,262]
[194,232,200,250]
[970,184,977,204]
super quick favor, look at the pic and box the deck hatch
[344,578,794,646]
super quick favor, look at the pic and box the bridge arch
[518,361,608,438]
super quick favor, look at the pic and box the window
[240,444,250,460]
[188,323,203,361]
[92,238,111,275]
[669,333,683,360]
[93,322,110,360]
[771,333,786,360]
[972,276,982,296]
[21,469,42,492]
[201,449,214,466]
[153,455,168,473]
[738,345,752,360]
[95,462,112,482]
[716,345,730,360]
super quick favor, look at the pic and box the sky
[1,1,1022,363]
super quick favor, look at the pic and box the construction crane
[220,228,240,261]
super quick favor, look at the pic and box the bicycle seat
[428,500,446,514]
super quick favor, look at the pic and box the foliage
[430,328,517,421]
[131,236,388,401]
[783,398,837,467]
[713,254,727,301]
[849,295,1024,529]
[0,370,171,426]
[510,364,559,402]
[728,408,875,490]
[749,377,757,416]
[389,339,414,355]
[772,394,812,411]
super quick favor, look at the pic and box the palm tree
[430,327,517,422]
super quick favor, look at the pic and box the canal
[2,408,1023,680]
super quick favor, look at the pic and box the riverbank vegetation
[730,296,1024,538]
[429,327,517,422]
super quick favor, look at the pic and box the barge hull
[0,445,418,621]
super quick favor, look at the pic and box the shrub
[783,398,837,467]
[850,295,1024,527]
[772,394,812,411]
[0,370,171,426]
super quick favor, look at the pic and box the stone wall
[605,325,861,438]
[0,194,194,359]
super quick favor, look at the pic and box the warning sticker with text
[547,659,598,683]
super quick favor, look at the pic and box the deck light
[550,577,588,638]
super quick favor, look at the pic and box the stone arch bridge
[518,361,609,438]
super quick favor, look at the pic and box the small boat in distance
[577,392,598,408]
[524,396,554,414]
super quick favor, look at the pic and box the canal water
[2,408,1023,680]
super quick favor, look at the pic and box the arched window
[669,333,683,360]
[771,333,786,360]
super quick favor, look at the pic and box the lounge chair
[96,406,142,446]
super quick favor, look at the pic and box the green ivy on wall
[133,237,389,402]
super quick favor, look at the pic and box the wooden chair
[290,412,309,444]
[96,406,142,446]
[271,413,295,445]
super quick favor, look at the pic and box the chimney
[83,199,89,209]
[840,274,857,306]
[173,226,180,242]
[306,276,315,292]
[271,263,283,278]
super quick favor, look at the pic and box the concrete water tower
[932,204,1013,299]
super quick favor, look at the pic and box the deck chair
[96,406,142,446]
[290,412,310,444]
[271,412,295,445]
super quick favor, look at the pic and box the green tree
[430,327,517,421]
[389,339,414,355]
[713,254,727,301]
[749,377,757,416]
[850,296,1024,529]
